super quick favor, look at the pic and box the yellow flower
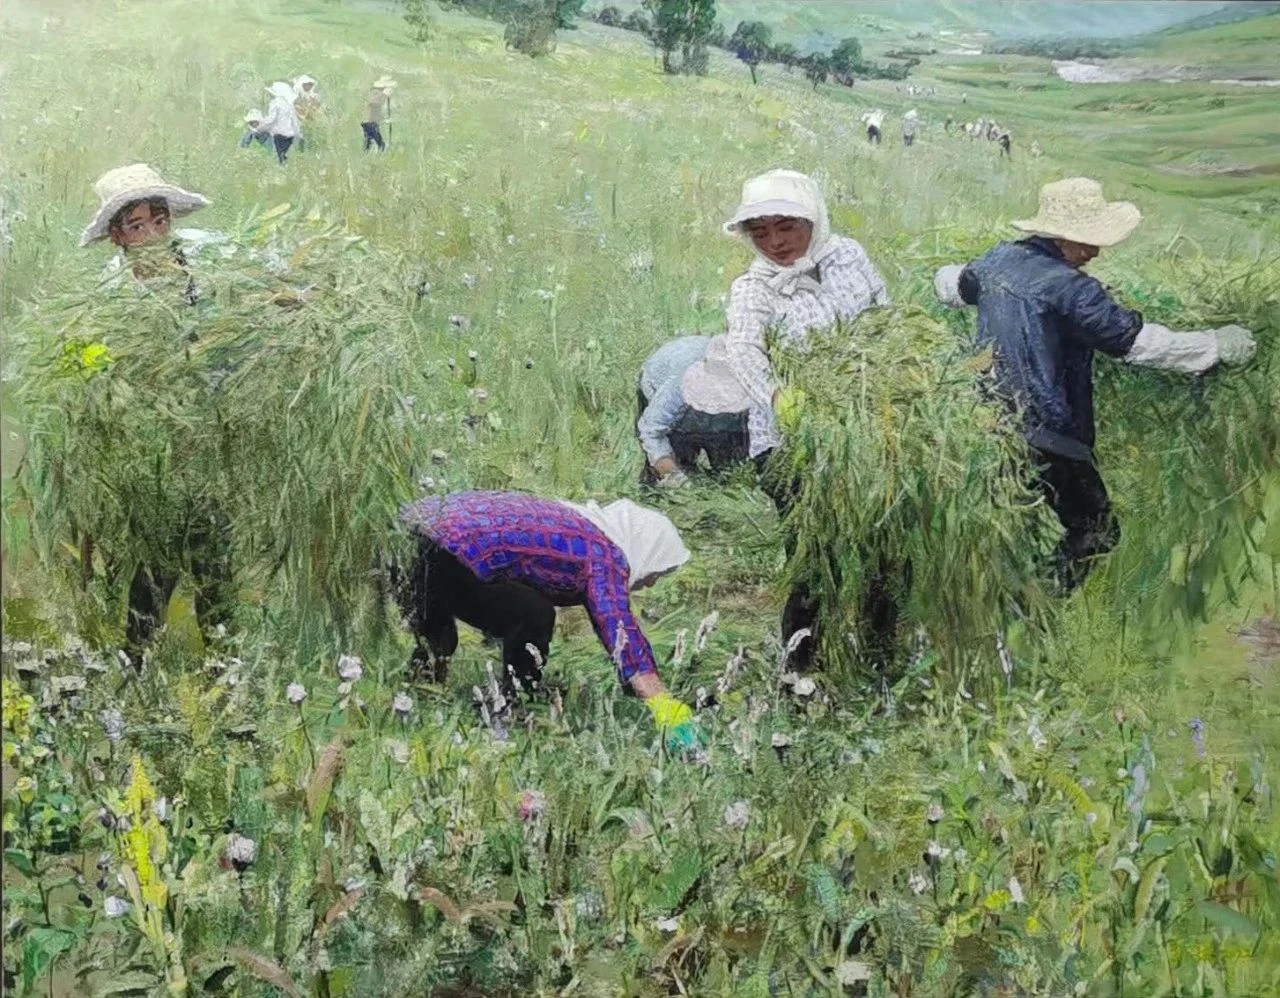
[80,342,113,373]
[2,686,37,740]
[15,776,38,804]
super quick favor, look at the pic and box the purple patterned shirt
[401,491,658,682]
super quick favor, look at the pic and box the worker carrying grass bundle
[680,168,894,668]
[933,177,1257,592]
[292,74,321,122]
[362,76,396,152]
[396,491,702,751]
[260,81,301,165]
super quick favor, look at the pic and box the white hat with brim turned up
[1011,177,1141,248]
[267,81,296,101]
[373,76,397,90]
[80,163,210,247]
[680,335,753,415]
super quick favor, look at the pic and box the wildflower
[792,677,816,697]
[655,916,680,932]
[533,288,555,301]
[467,349,478,363]
[287,682,307,705]
[1189,717,1206,759]
[575,891,603,920]
[908,871,930,895]
[100,709,125,743]
[1008,876,1025,904]
[104,896,131,918]
[15,776,38,804]
[694,612,719,653]
[385,739,410,765]
[1085,811,1098,826]
[517,789,546,822]
[448,314,470,331]
[507,234,517,246]
[723,800,750,830]
[926,803,944,824]
[925,841,951,861]
[153,797,170,824]
[461,273,476,289]
[771,732,791,749]
[524,356,534,369]
[337,655,363,683]
[224,833,257,872]
[392,691,414,719]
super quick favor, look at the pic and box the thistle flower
[694,612,719,653]
[224,833,257,872]
[908,871,930,895]
[723,800,750,830]
[448,314,470,331]
[926,803,944,824]
[336,655,363,683]
[517,789,546,822]
[100,709,125,743]
[286,682,307,705]
[523,356,534,369]
[104,896,130,918]
[392,691,414,719]
[467,349,478,363]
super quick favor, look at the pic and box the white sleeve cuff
[933,264,967,309]
[1123,322,1219,374]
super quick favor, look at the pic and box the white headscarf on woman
[559,499,690,587]
[722,169,835,297]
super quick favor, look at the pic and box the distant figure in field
[1030,140,1043,158]
[902,109,919,147]
[362,76,396,152]
[238,109,270,150]
[998,129,1012,157]
[396,491,702,749]
[932,178,1256,592]
[260,81,300,165]
[861,109,884,145]
[944,116,954,134]
[292,74,321,122]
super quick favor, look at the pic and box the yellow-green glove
[643,692,702,752]
[775,386,806,433]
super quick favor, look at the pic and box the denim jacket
[959,237,1142,462]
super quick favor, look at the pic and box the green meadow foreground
[1,1,1278,995]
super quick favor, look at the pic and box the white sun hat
[373,76,397,90]
[266,81,296,101]
[293,74,317,89]
[1011,177,1142,248]
[243,108,263,123]
[79,163,210,247]
[722,168,825,234]
[560,498,690,587]
[680,335,753,414]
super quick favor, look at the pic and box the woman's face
[743,215,813,267]
[109,200,171,250]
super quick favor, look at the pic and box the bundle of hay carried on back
[12,212,441,654]
[770,306,1061,675]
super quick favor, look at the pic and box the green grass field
[2,2,1278,995]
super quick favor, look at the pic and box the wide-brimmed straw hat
[373,76,397,90]
[266,81,295,101]
[243,108,263,123]
[79,163,210,247]
[680,336,753,414]
[1011,177,1141,248]
[293,74,316,89]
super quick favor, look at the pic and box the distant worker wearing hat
[260,81,301,165]
[363,76,396,152]
[79,164,234,648]
[902,109,919,147]
[292,74,322,122]
[238,109,270,150]
[933,178,1256,592]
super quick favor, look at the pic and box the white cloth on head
[559,499,690,587]
[861,110,885,130]
[723,169,836,297]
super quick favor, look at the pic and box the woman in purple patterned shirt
[396,491,702,748]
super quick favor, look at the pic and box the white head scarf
[723,169,835,297]
[559,499,690,587]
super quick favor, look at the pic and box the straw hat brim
[80,185,210,247]
[373,77,398,90]
[680,340,752,414]
[1010,200,1140,248]
[723,198,812,234]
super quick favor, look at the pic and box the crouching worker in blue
[934,177,1256,592]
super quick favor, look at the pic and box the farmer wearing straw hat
[78,164,234,648]
[260,81,301,165]
[860,109,885,145]
[396,491,702,751]
[933,177,1257,592]
[362,77,396,152]
[635,335,763,488]
[292,74,321,122]
[902,109,919,147]
[683,168,897,670]
[238,109,270,150]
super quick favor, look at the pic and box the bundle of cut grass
[771,307,1061,674]
[12,214,440,655]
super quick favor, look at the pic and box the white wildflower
[461,273,476,289]
[448,314,470,331]
[431,449,448,465]
[385,739,410,765]
[770,732,792,749]
[792,677,816,697]
[336,655,363,682]
[1008,876,1025,904]
[392,691,414,718]
[100,709,125,743]
[225,833,257,870]
[723,800,750,830]
[925,841,951,860]
[671,629,687,668]
[153,797,170,823]
[286,682,307,704]
[693,612,719,653]
[655,916,679,932]
[467,349,479,363]
[104,896,130,918]
[908,871,930,895]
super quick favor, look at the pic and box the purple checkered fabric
[401,491,657,682]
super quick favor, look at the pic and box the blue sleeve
[583,563,658,684]
[1056,272,1143,357]
[636,376,686,466]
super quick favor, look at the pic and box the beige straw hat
[244,108,263,123]
[79,163,210,247]
[373,76,397,90]
[293,74,316,89]
[1011,177,1141,248]
[680,336,753,414]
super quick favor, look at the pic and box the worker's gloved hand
[1214,325,1256,366]
[774,386,806,433]
[658,468,690,489]
[933,264,967,309]
[644,691,703,753]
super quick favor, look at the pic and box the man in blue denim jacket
[934,178,1256,592]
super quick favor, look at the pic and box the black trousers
[273,134,294,164]
[1031,449,1119,594]
[361,122,386,151]
[396,539,555,695]
[867,126,881,145]
[903,133,915,146]
[756,454,904,672]
[635,387,751,486]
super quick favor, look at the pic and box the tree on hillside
[595,5,622,27]
[643,0,717,75]
[803,52,831,90]
[402,0,434,43]
[728,20,772,84]
[770,42,799,72]
[554,0,586,28]
[829,36,863,76]
[621,9,652,36]
[503,0,559,55]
